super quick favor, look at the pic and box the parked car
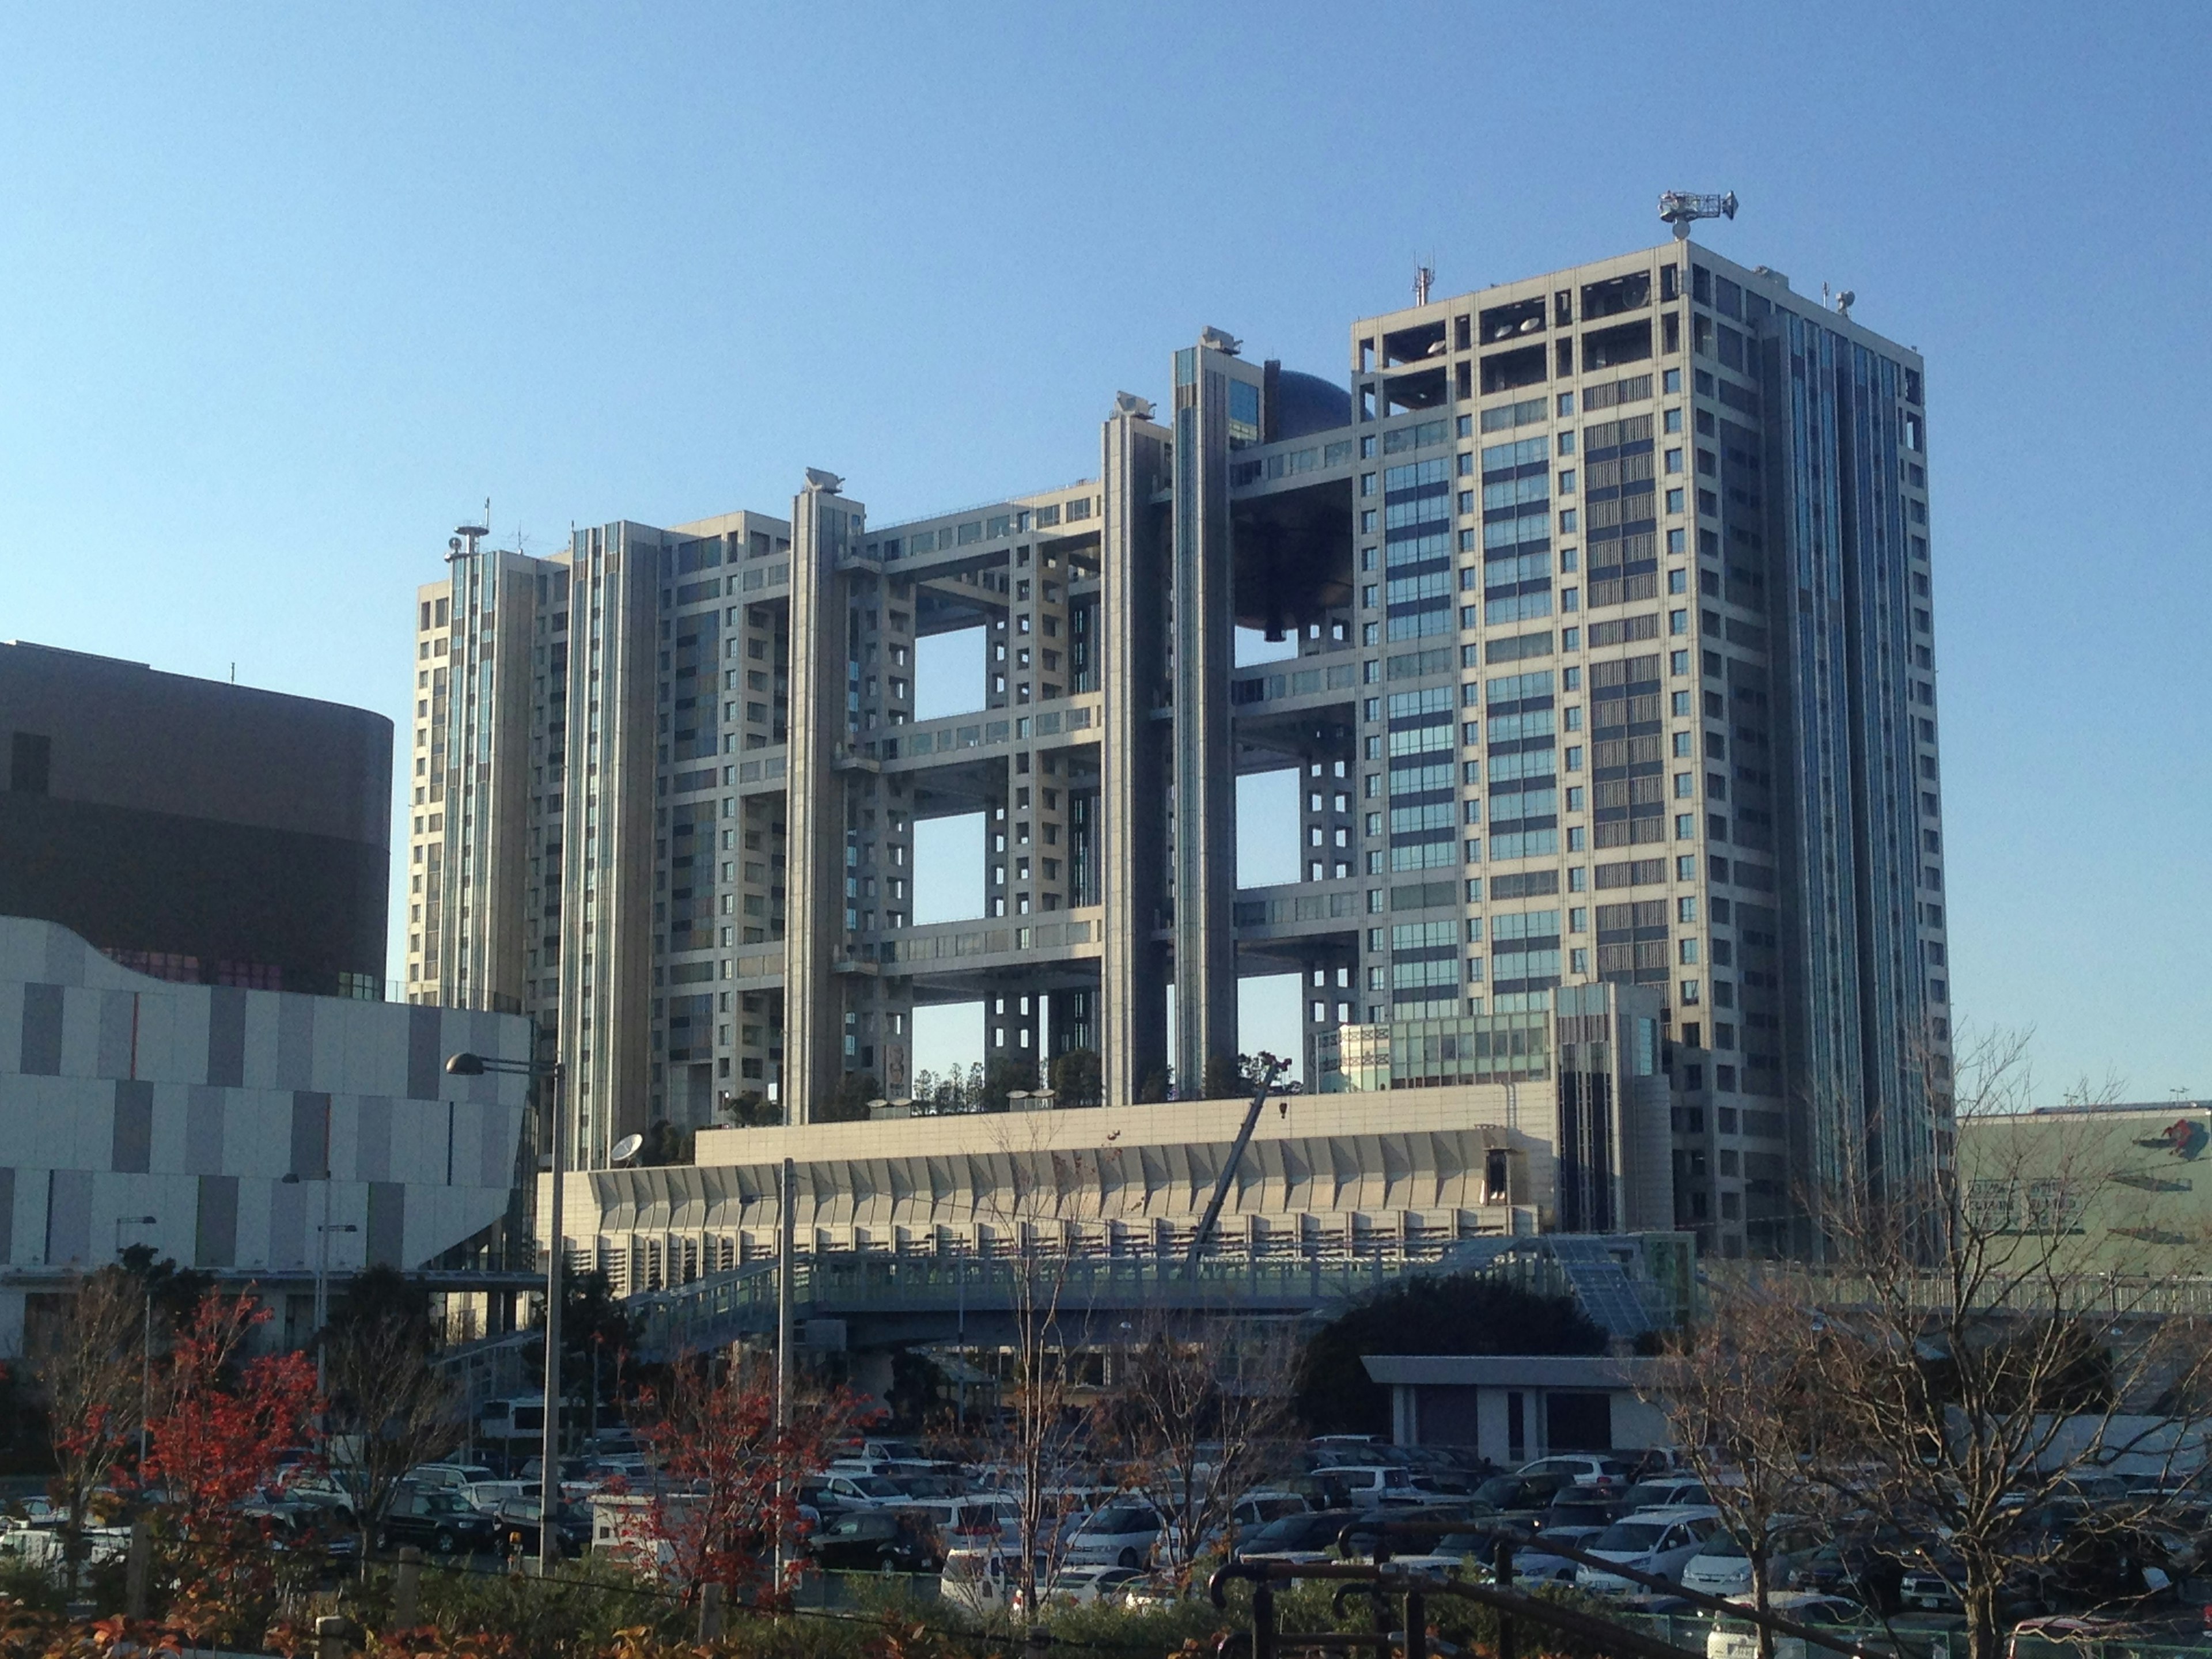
[1237,1508,1361,1566]
[815,1472,908,1511]
[901,1497,1021,1551]
[1897,1550,2048,1619]
[1680,1524,1825,1597]
[380,1486,502,1556]
[407,1462,500,1495]
[1618,1478,1713,1513]
[1705,1592,1869,1659]
[1392,1530,1507,1579]
[244,1499,359,1560]
[1066,1502,1162,1568]
[1512,1524,1613,1585]
[1573,1510,1721,1594]
[940,1547,1014,1616]
[493,1497,593,1558]
[1233,1493,1314,1529]
[1788,1528,1910,1613]
[809,1509,942,1573]
[1536,1496,1627,1535]
[1465,1472,1574,1518]
[1517,1455,1638,1490]
[1318,1464,1474,1509]
[1015,1564,1144,1611]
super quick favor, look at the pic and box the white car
[1066,1502,1162,1568]
[1516,1454,1638,1490]
[1512,1523,1611,1584]
[815,1472,908,1510]
[1573,1509,1719,1594]
[1300,1465,1438,1509]
[1017,1564,1145,1610]
[940,1547,1013,1615]
[1392,1528,1504,1580]
[1617,1477,1713,1513]
[1706,1592,1866,1659]
[1679,1524,1824,1597]
[407,1462,499,1494]
[905,1497,1022,1551]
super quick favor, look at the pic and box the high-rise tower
[410,237,1949,1257]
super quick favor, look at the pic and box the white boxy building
[0,916,531,1357]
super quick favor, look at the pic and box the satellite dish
[610,1132,645,1166]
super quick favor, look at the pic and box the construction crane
[1657,190,1738,240]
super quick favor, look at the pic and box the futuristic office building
[413,237,1950,1255]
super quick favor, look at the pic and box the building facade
[414,238,1950,1256]
[0,916,530,1358]
[554,990,1673,1299]
[1,641,393,998]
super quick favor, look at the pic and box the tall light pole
[773,1154,796,1586]
[446,1051,639,1577]
[115,1216,157,1471]
[315,1221,358,1395]
[282,1170,353,1393]
[448,1049,565,1575]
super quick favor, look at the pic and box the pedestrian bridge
[622,1233,1692,1358]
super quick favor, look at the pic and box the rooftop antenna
[1657,190,1738,241]
[1834,289,1856,319]
[1414,257,1435,306]
[451,502,491,563]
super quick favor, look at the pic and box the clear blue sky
[2,3,2205,1104]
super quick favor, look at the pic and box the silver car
[1574,1509,1719,1594]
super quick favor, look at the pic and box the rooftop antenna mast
[1414,256,1435,306]
[1657,190,1738,241]
[449,501,491,565]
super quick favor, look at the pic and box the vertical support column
[785,471,861,1124]
[1170,338,1260,1094]
[552,524,661,1171]
[1100,398,1172,1105]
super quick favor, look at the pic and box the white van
[941,1547,1013,1615]
[1065,1502,1162,1568]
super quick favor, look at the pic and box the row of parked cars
[1229,1450,2212,1653]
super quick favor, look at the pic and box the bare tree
[323,1308,464,1562]
[1096,1306,1299,1589]
[946,1119,1103,1621]
[31,1267,147,1581]
[1646,1274,1831,1656]
[1729,1032,2212,1659]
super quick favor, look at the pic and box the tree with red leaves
[142,1292,320,1641]
[622,1352,868,1604]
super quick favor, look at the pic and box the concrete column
[552,523,661,1169]
[1169,338,1260,1092]
[785,472,863,1124]
[1100,399,1172,1105]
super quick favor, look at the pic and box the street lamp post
[447,1050,565,1576]
[114,1217,158,1471]
[446,1050,639,1578]
[315,1221,359,1393]
[280,1171,353,1392]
